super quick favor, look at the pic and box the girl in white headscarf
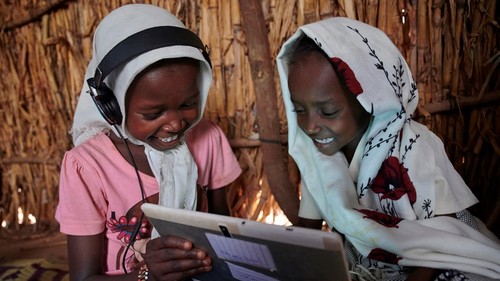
[277,17,500,281]
[55,4,241,280]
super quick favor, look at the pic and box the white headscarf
[71,4,212,211]
[277,17,500,278]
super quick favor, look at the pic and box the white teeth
[315,137,334,144]
[159,134,178,143]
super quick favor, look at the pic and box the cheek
[184,108,200,122]
[341,116,365,143]
[296,115,308,131]
[125,116,150,138]
[337,116,357,134]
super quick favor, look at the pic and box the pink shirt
[55,119,241,275]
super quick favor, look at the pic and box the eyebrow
[294,98,339,107]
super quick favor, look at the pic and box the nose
[161,111,186,132]
[300,114,321,135]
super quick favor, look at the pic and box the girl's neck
[342,132,364,164]
[108,132,154,177]
[342,117,371,164]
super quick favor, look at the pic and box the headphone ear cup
[93,82,123,125]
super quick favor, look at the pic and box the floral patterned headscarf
[277,17,500,279]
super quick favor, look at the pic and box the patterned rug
[0,258,68,281]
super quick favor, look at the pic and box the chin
[317,147,338,156]
[322,151,337,156]
[149,136,184,151]
[313,142,338,156]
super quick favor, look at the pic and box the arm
[404,214,458,281]
[68,233,212,281]
[207,186,230,216]
[140,186,231,280]
[405,268,440,281]
[61,140,216,280]
[67,233,136,281]
[141,235,212,281]
[187,119,241,218]
[140,187,230,280]
[294,219,440,281]
[296,217,323,230]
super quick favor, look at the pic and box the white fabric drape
[277,17,500,279]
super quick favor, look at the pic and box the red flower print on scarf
[370,156,416,204]
[330,57,363,96]
[368,248,402,264]
[355,208,402,228]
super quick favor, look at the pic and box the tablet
[141,203,350,281]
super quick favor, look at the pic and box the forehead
[137,58,200,78]
[288,53,349,103]
[126,60,200,103]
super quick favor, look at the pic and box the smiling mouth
[158,134,179,143]
[314,137,335,144]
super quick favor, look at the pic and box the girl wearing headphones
[56,4,241,280]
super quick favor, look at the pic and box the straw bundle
[0,0,498,238]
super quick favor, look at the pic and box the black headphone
[86,26,212,125]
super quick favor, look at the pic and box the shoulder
[186,119,230,149]
[186,119,231,151]
[64,132,121,167]
[187,119,225,139]
[69,132,114,153]
[186,119,241,188]
[409,121,445,150]
[60,132,156,191]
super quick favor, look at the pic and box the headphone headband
[94,25,211,88]
[86,25,212,126]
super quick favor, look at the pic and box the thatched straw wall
[0,0,498,238]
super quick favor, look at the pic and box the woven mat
[0,258,68,281]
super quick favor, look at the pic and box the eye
[180,95,200,109]
[180,100,199,109]
[142,112,162,120]
[320,109,339,118]
[292,108,305,114]
[291,103,305,114]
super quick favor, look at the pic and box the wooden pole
[238,0,299,224]
[420,90,500,115]
[1,0,69,30]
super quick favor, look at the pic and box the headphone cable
[113,125,147,274]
